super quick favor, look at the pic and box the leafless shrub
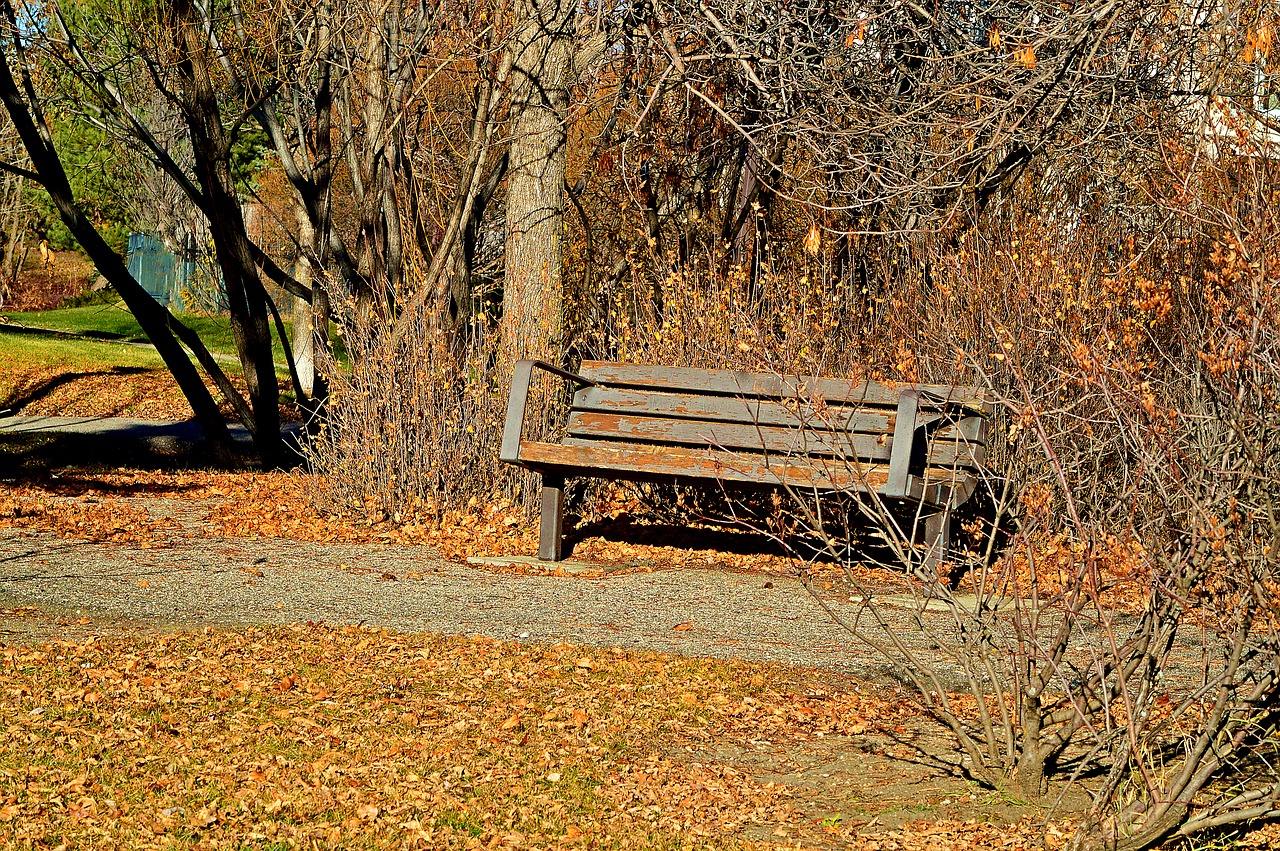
[756,147,1280,850]
[301,285,514,522]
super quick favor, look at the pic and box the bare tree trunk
[0,163,25,301]
[447,149,507,346]
[292,210,316,398]
[502,0,575,362]
[171,0,284,465]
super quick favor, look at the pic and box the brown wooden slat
[560,437,977,485]
[561,438,980,488]
[573,386,893,430]
[518,440,891,491]
[519,439,976,503]
[579,361,991,411]
[565,411,987,469]
[571,387,988,446]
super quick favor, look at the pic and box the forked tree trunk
[502,0,575,362]
[172,0,284,466]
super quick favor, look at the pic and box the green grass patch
[0,331,163,373]
[4,301,150,341]
[3,301,273,362]
[3,300,346,373]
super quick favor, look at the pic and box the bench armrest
[881,389,989,499]
[500,360,596,464]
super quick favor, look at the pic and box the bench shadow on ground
[562,510,905,570]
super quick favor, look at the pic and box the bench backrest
[566,362,991,493]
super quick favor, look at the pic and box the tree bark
[503,0,575,362]
[171,0,284,465]
[292,209,317,398]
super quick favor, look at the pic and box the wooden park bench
[499,360,993,565]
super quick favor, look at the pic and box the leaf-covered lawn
[0,627,821,849]
[0,626,1054,850]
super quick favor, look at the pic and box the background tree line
[3,0,1243,464]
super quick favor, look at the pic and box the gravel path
[0,520,896,676]
[1,493,1207,696]
[1,516,1221,714]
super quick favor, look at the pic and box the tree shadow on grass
[1,366,151,412]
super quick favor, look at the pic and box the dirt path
[0,505,1067,838]
[0,490,1186,688]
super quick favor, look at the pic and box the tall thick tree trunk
[172,0,284,466]
[503,0,575,362]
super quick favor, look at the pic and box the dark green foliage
[230,126,270,195]
[26,119,135,253]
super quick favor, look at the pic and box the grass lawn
[0,331,163,378]
[0,326,302,422]
[0,300,339,419]
[4,299,348,371]
[2,301,291,366]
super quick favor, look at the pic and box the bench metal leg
[922,508,951,570]
[539,475,566,561]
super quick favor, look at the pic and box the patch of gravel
[0,524,904,678]
[0,493,1209,700]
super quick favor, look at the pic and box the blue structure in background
[125,233,201,311]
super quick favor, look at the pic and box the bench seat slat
[559,438,978,491]
[580,361,991,411]
[520,439,975,500]
[564,411,987,469]
[518,440,893,491]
